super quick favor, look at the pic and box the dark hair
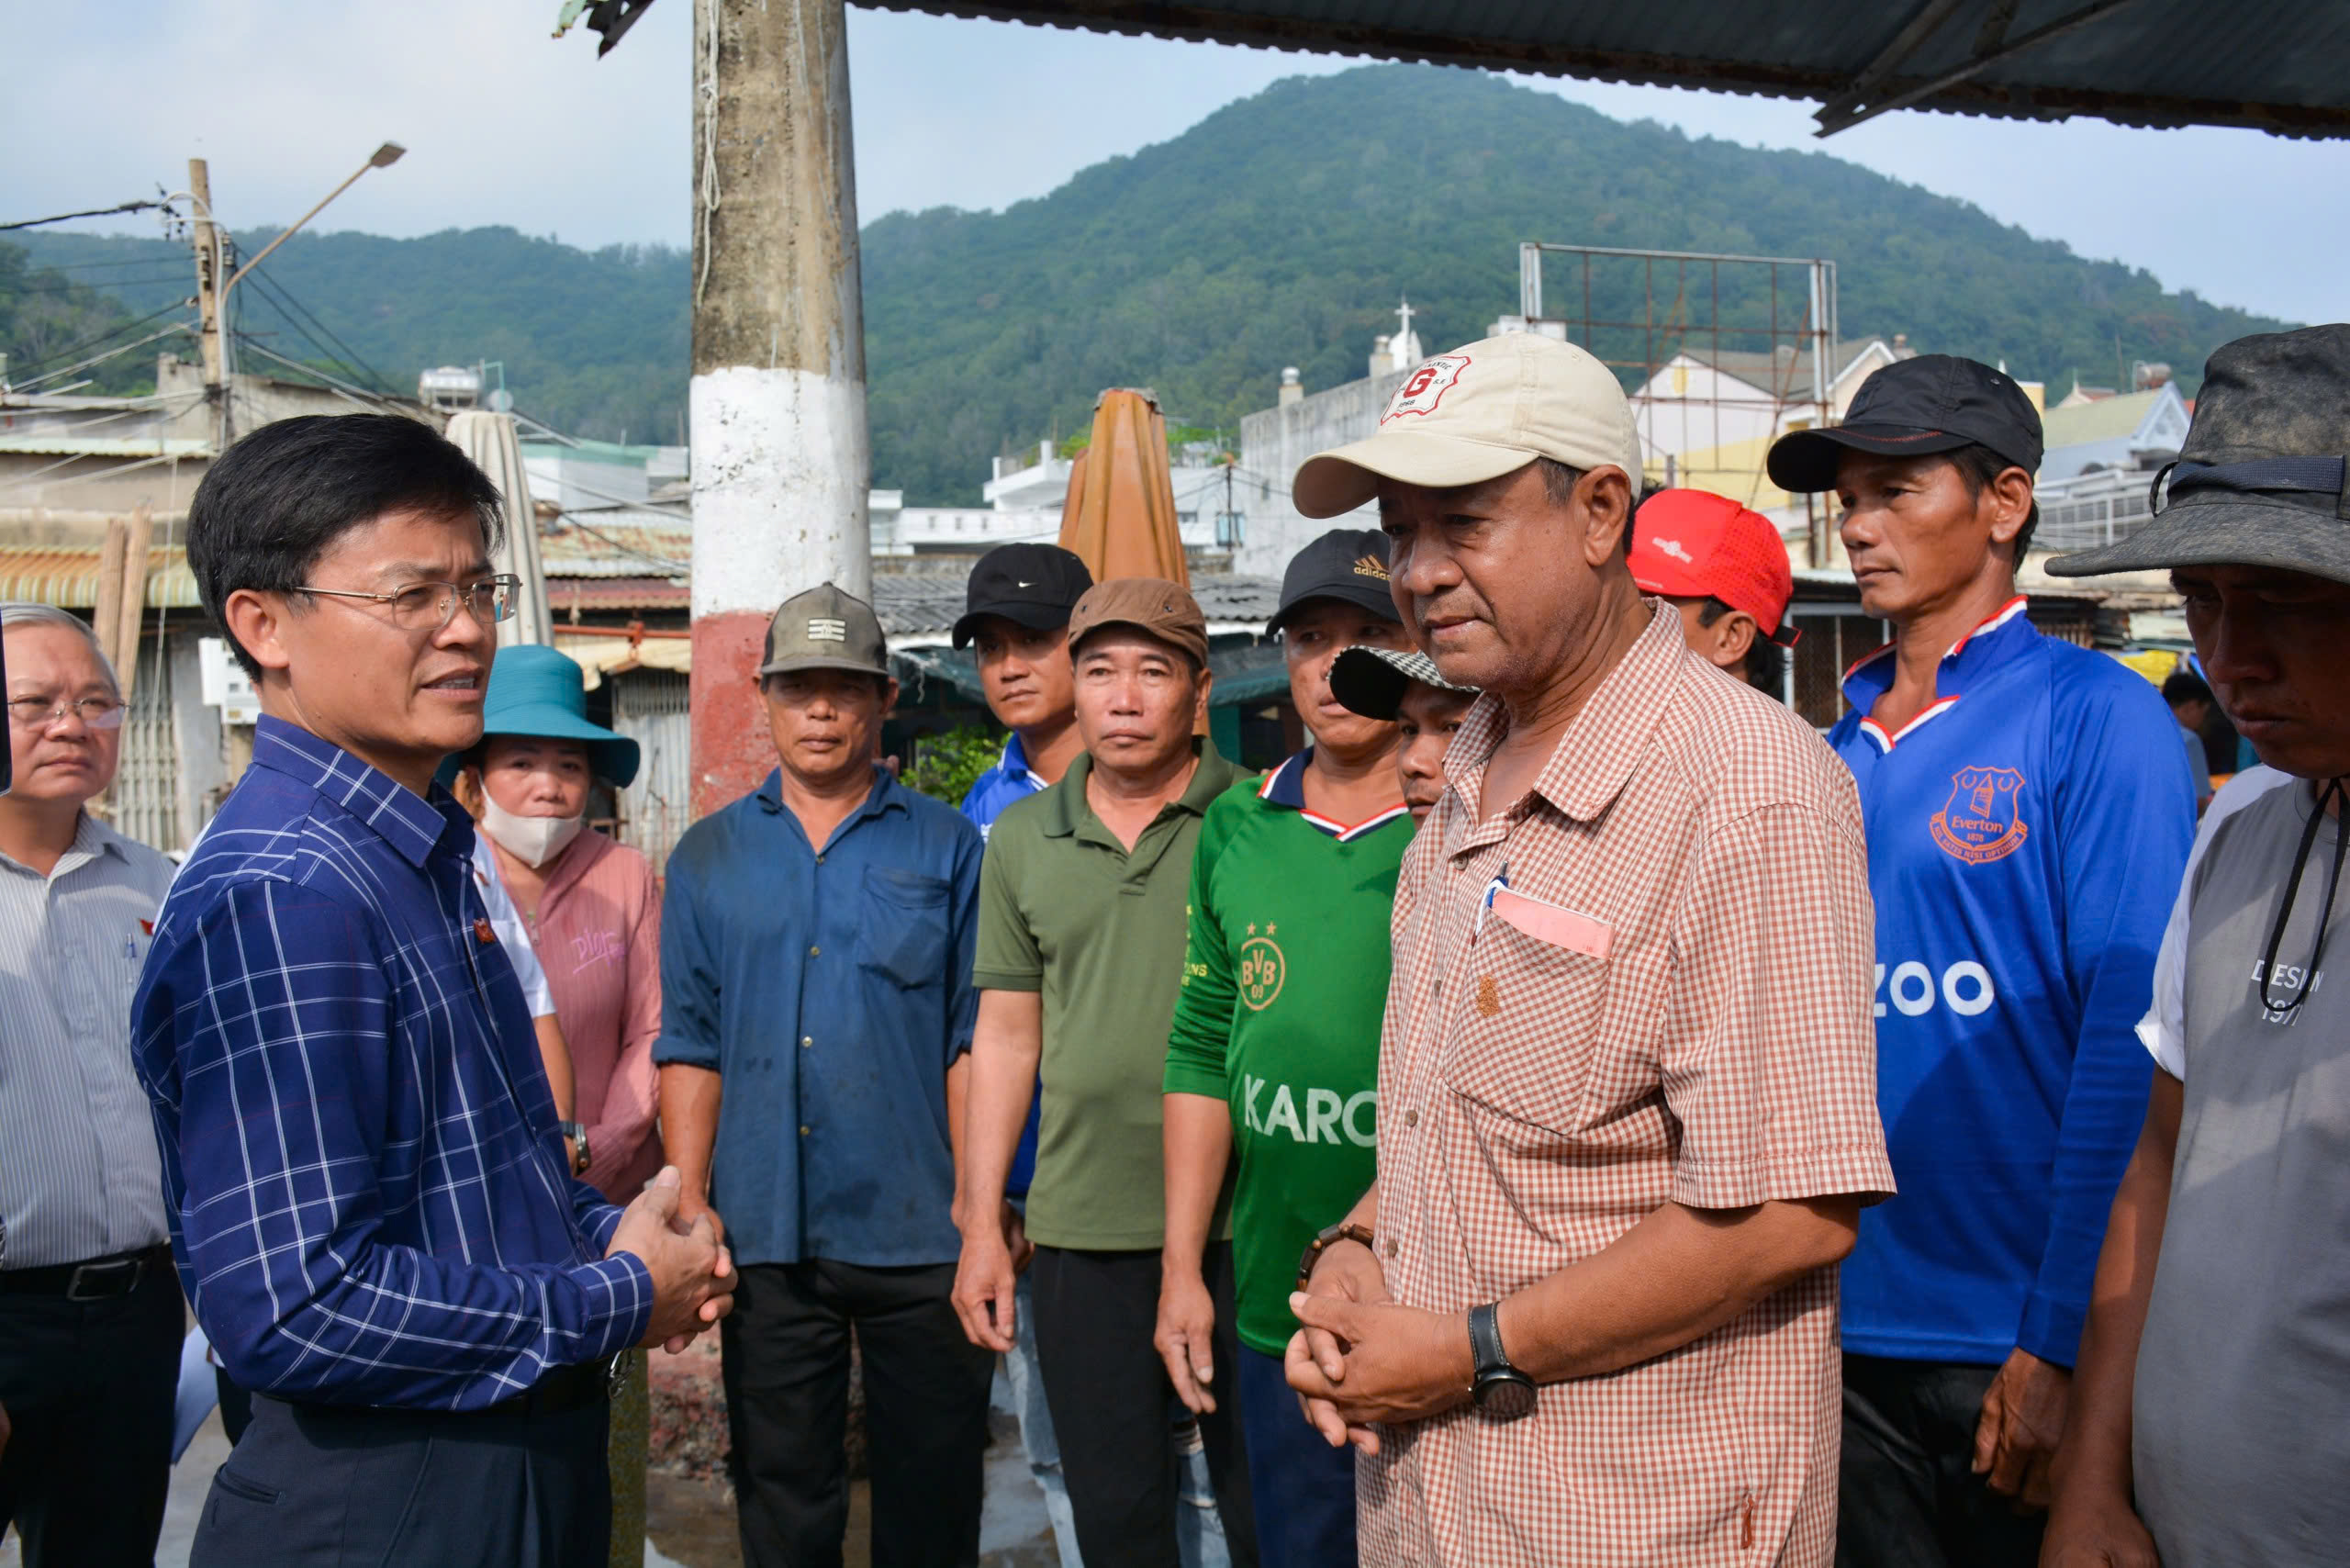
[187,414,505,679]
[2162,669,2213,710]
[1696,596,1785,696]
[1945,442,2040,560]
[1536,455,1635,560]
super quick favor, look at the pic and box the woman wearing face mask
[455,644,664,1568]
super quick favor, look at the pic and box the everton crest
[1930,766,2030,865]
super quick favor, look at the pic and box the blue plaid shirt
[132,718,652,1410]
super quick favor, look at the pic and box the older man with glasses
[0,602,180,1568]
[133,414,734,1568]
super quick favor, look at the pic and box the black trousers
[0,1249,181,1568]
[192,1389,610,1566]
[1839,1352,2048,1568]
[722,1258,994,1568]
[1030,1243,1259,1568]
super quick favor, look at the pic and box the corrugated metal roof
[538,515,691,578]
[0,544,202,610]
[869,0,2350,138]
[2041,387,2165,448]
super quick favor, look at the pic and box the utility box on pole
[688,0,871,817]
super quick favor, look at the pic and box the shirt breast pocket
[858,867,954,989]
[1440,916,1611,1135]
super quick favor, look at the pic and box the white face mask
[479,793,585,868]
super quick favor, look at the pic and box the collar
[0,811,128,881]
[755,762,904,826]
[536,820,611,902]
[1258,750,1412,842]
[998,732,1046,790]
[249,714,471,869]
[1443,600,1686,832]
[1841,595,2035,753]
[1046,739,1240,840]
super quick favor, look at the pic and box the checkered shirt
[132,717,651,1410]
[1360,603,1894,1567]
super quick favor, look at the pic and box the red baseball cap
[1629,488,1799,645]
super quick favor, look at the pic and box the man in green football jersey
[1158,529,1420,1568]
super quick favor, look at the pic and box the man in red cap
[1628,487,1798,695]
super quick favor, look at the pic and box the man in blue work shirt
[1767,358,2194,1567]
[953,542,1091,1565]
[657,583,992,1568]
[136,415,733,1567]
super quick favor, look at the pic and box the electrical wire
[0,199,165,233]
[9,320,194,395]
[238,263,397,396]
[7,299,190,379]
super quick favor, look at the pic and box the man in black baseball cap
[956,543,1094,831]
[1770,357,2197,1568]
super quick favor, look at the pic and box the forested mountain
[6,64,2289,502]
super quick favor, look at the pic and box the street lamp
[224,142,406,299]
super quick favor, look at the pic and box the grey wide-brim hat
[1330,644,1477,722]
[2047,325,2350,587]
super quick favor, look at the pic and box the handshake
[608,1165,738,1351]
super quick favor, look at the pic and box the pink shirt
[495,829,664,1201]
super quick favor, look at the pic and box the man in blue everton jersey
[1767,356,2194,1568]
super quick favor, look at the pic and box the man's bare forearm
[657,1063,722,1205]
[1497,1195,1860,1384]
[1161,1092,1233,1278]
[2053,1072,2182,1501]
[957,990,1042,1236]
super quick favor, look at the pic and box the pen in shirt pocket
[1473,863,1509,937]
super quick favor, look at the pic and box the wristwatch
[1467,1302,1537,1421]
[1296,1222,1378,1290]
[560,1121,591,1175]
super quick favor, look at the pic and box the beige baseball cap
[1292,333,1644,520]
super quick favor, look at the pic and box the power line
[7,298,190,377]
[0,199,166,233]
[238,263,397,397]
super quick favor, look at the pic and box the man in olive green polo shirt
[953,577,1259,1568]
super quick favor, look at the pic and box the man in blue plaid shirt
[132,415,733,1567]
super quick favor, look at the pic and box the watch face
[1474,1374,1538,1422]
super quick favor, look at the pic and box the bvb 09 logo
[1238,923,1286,1011]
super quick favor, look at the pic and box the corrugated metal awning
[0,543,202,610]
[864,0,2350,139]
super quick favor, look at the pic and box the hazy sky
[6,1,2344,325]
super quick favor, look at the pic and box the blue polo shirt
[655,765,982,1268]
[1830,598,2195,1368]
[960,733,1048,1195]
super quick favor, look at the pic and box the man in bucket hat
[1282,333,1892,1567]
[2041,325,2350,1568]
[1766,355,2196,1568]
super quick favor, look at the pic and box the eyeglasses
[297,575,520,633]
[6,696,127,733]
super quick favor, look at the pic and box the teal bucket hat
[476,644,641,788]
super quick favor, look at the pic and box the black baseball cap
[1767,354,2043,494]
[1265,528,1402,635]
[952,543,1094,649]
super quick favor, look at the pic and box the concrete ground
[1,1372,1054,1568]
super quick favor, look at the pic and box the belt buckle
[66,1255,140,1303]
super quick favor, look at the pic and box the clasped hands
[608,1165,737,1352]
[1282,1238,1477,1454]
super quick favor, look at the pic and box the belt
[269,1353,623,1421]
[0,1244,171,1302]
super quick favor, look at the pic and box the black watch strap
[1467,1301,1511,1378]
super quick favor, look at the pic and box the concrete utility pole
[688,0,871,815]
[187,159,227,445]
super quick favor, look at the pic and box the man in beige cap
[953,579,1259,1567]
[1281,335,1893,1566]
